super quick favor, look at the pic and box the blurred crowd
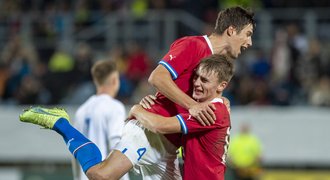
[226,24,330,106]
[0,35,153,105]
[0,0,329,106]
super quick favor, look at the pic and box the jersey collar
[211,98,223,104]
[203,35,214,54]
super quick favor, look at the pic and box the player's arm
[148,65,216,125]
[129,104,181,134]
[129,104,221,135]
[148,65,196,110]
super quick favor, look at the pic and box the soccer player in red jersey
[142,6,254,147]
[130,55,234,180]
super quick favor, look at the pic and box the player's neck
[208,34,230,55]
[96,87,116,98]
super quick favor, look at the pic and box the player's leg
[19,107,102,173]
[86,150,133,180]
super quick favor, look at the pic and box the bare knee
[86,164,113,180]
[86,164,120,180]
[85,150,133,180]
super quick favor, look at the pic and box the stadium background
[0,0,330,179]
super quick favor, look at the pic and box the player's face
[192,67,223,102]
[228,24,253,58]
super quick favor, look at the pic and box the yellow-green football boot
[19,106,70,129]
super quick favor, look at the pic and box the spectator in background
[250,79,271,106]
[72,60,130,180]
[46,44,74,104]
[286,23,308,96]
[72,42,93,84]
[234,76,254,105]
[107,46,134,103]
[74,0,92,32]
[270,29,292,105]
[295,39,322,104]
[286,23,308,61]
[109,46,128,76]
[0,35,39,103]
[60,42,94,105]
[130,0,149,18]
[248,49,271,105]
[309,76,330,106]
[124,42,151,97]
[228,123,262,180]
[270,29,290,84]
[48,46,74,73]
[251,49,270,80]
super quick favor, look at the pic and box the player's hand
[221,96,231,114]
[128,104,143,120]
[139,94,157,109]
[188,102,216,126]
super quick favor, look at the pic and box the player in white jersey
[72,60,130,180]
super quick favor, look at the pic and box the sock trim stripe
[73,142,93,156]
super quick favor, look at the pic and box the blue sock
[52,118,102,172]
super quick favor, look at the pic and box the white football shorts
[114,119,182,180]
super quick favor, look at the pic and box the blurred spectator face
[227,24,253,59]
[240,123,251,134]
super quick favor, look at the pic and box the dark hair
[198,55,234,83]
[214,6,255,35]
[91,60,117,86]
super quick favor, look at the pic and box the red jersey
[147,35,213,147]
[176,98,231,180]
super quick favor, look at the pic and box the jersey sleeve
[176,103,229,135]
[158,37,195,80]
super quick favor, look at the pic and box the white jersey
[73,94,129,180]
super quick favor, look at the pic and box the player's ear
[217,81,228,93]
[112,71,120,85]
[107,71,118,85]
[227,26,235,36]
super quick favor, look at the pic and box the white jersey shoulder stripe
[176,114,188,134]
[203,35,214,54]
[159,60,178,80]
[211,98,223,104]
